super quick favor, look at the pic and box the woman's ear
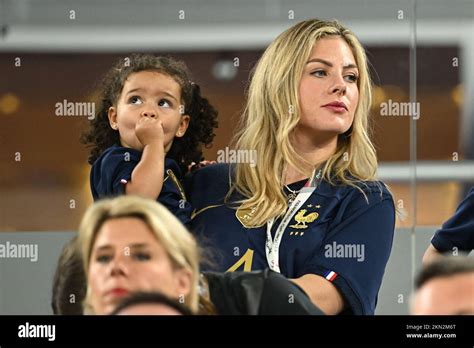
[174,267,192,300]
[108,106,118,130]
[175,115,190,138]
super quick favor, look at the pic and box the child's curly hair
[81,54,218,173]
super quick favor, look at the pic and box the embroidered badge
[236,206,264,228]
[289,209,319,229]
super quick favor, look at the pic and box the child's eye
[129,96,142,104]
[311,70,327,77]
[133,252,151,261]
[96,254,112,263]
[158,99,171,108]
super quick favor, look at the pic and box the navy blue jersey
[431,187,474,253]
[90,145,192,226]
[185,163,395,315]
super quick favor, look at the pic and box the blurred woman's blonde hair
[229,18,378,227]
[78,195,200,313]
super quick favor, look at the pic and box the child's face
[108,71,190,151]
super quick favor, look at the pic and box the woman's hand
[188,160,217,172]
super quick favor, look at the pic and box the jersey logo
[289,209,319,229]
[235,206,264,228]
[226,249,254,272]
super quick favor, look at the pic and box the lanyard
[265,169,322,273]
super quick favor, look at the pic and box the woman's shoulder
[185,163,232,186]
[184,163,233,205]
[343,180,395,216]
[353,180,393,198]
[319,179,395,233]
[197,162,231,174]
[319,178,394,207]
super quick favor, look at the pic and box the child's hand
[135,116,165,147]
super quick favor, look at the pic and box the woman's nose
[329,75,347,95]
[108,255,129,277]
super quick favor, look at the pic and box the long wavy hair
[229,19,378,227]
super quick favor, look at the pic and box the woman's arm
[296,187,396,315]
[422,244,443,265]
[291,274,344,315]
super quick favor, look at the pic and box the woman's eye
[129,96,142,104]
[133,252,151,261]
[312,70,326,77]
[345,74,359,83]
[158,99,171,108]
[96,254,112,263]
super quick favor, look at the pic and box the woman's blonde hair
[78,195,200,313]
[229,18,378,227]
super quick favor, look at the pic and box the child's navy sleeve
[90,146,141,200]
[90,146,193,227]
[299,184,395,315]
[430,187,474,253]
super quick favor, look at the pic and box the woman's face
[87,217,191,315]
[298,36,359,141]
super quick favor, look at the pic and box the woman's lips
[106,288,130,298]
[322,105,347,113]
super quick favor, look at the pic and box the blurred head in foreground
[111,291,193,315]
[411,256,474,315]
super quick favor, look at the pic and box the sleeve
[299,188,395,315]
[91,147,141,200]
[430,187,474,253]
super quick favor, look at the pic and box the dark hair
[81,54,218,173]
[51,236,86,315]
[415,256,474,290]
[110,291,193,315]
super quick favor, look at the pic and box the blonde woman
[78,195,200,314]
[187,19,395,315]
